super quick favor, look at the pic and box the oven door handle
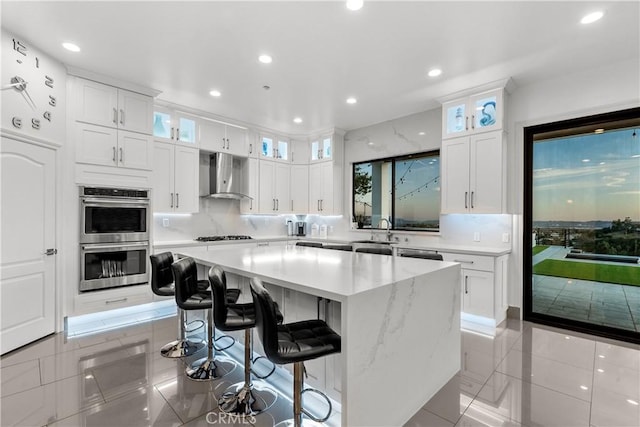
[82,198,150,206]
[82,243,149,251]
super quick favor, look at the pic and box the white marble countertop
[177,244,459,302]
[155,236,510,256]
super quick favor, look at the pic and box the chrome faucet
[378,218,392,242]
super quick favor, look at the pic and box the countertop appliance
[194,235,253,242]
[79,186,150,292]
[296,222,307,236]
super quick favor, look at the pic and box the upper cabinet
[290,139,310,165]
[310,136,333,162]
[442,88,504,139]
[75,78,153,135]
[152,106,197,145]
[199,119,249,157]
[260,134,289,162]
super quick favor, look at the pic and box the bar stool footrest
[301,387,332,423]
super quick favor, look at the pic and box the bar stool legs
[160,309,205,358]
[186,307,236,381]
[218,329,277,415]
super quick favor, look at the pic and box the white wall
[506,57,640,308]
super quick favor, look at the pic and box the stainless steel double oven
[79,186,150,292]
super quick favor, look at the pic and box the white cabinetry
[75,78,153,134]
[441,130,505,214]
[240,157,259,214]
[309,162,336,214]
[199,119,249,157]
[291,139,310,165]
[442,88,503,139]
[310,135,333,162]
[258,160,290,213]
[290,165,309,213]
[152,141,199,213]
[260,134,289,161]
[440,252,508,328]
[152,106,197,145]
[75,123,152,170]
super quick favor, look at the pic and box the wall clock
[1,30,66,141]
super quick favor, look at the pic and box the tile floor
[2,309,639,427]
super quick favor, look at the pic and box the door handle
[44,248,57,256]
[119,109,125,126]
[465,191,468,209]
[170,192,174,208]
[113,108,117,124]
[119,147,123,163]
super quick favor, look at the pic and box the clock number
[12,117,22,129]
[32,118,41,130]
[49,95,57,107]
[35,57,39,68]
[45,76,54,88]
[43,111,52,122]
[12,39,27,56]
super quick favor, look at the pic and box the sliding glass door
[524,108,640,343]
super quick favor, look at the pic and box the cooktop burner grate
[194,235,253,242]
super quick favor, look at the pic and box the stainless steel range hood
[201,152,251,200]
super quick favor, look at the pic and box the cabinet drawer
[441,253,494,272]
[74,286,151,315]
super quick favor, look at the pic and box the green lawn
[533,259,640,286]
[532,245,549,256]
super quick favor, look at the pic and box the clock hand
[1,80,28,90]
[22,86,37,110]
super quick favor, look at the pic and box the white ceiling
[2,1,638,135]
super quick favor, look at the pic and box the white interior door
[1,136,56,355]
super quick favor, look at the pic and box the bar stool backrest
[249,277,281,362]
[149,252,175,296]
[171,257,200,309]
[208,265,230,326]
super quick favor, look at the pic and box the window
[352,150,440,231]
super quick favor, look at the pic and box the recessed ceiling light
[346,97,357,104]
[594,128,605,134]
[581,11,604,24]
[418,131,426,136]
[209,90,221,97]
[293,117,302,124]
[258,54,272,64]
[346,0,363,11]
[62,42,80,52]
[427,68,442,77]
[367,141,374,146]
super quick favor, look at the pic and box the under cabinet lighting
[581,11,604,24]
[62,42,80,52]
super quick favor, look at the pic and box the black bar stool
[354,246,393,255]
[321,244,353,251]
[172,257,239,381]
[295,241,323,248]
[250,278,341,427]
[399,250,443,260]
[209,266,283,416]
[150,252,207,358]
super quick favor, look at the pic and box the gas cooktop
[194,235,253,242]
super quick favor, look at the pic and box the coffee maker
[296,221,307,236]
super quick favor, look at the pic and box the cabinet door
[321,136,332,161]
[441,138,471,213]
[308,163,323,214]
[173,146,199,213]
[470,131,503,213]
[176,116,197,145]
[320,162,334,214]
[152,142,175,212]
[260,135,275,159]
[470,89,503,133]
[274,162,291,213]
[152,107,173,141]
[117,90,152,134]
[258,160,275,212]
[118,131,152,170]
[276,138,289,162]
[75,122,117,167]
[225,125,247,156]
[290,165,309,213]
[462,269,494,318]
[442,98,469,139]
[199,119,226,152]
[76,79,118,128]
[291,139,310,165]
[240,157,258,214]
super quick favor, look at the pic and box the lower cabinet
[73,285,152,316]
[152,141,199,213]
[440,252,508,327]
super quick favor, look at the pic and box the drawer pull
[106,297,128,304]
[454,259,474,264]
[257,242,270,247]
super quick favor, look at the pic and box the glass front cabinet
[152,106,198,145]
[442,88,503,139]
[310,136,332,162]
[261,135,289,161]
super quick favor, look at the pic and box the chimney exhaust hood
[201,152,251,200]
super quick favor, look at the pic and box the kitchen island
[178,243,461,426]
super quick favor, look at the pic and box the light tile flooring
[2,311,640,427]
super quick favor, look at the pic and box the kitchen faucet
[377,218,392,242]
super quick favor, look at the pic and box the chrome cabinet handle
[106,297,127,305]
[119,147,123,163]
[249,143,253,154]
[226,138,230,149]
[471,191,474,209]
[119,109,124,126]
[317,200,320,211]
[222,137,226,149]
[273,199,276,211]
[112,146,116,162]
[454,259,475,264]
[44,248,57,256]
[465,191,468,209]
[176,193,179,208]
[464,276,469,294]
[170,192,174,208]
[176,128,180,141]
[291,199,293,211]
[320,199,323,211]
[471,115,475,129]
[465,116,469,131]
[113,108,117,124]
